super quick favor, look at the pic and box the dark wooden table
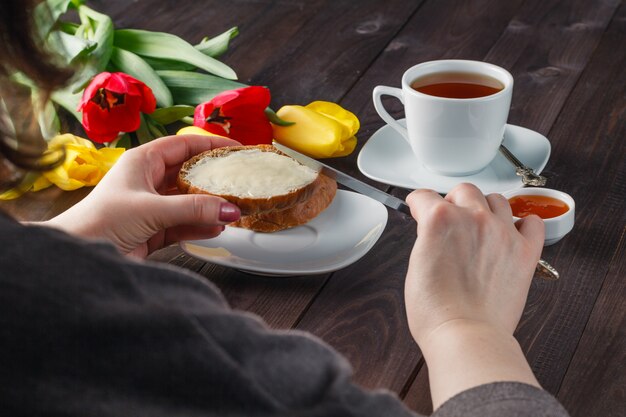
[2,1,624,415]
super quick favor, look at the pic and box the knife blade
[273,142,412,216]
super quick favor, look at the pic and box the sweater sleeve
[432,382,570,417]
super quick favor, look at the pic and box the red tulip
[78,72,156,143]
[193,86,273,145]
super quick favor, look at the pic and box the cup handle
[373,86,409,142]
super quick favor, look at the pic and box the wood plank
[484,0,620,135]
[513,2,625,394]
[240,0,425,105]
[403,362,432,415]
[557,229,626,417]
[201,265,330,330]
[146,244,184,264]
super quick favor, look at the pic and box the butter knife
[273,142,558,280]
[273,142,412,215]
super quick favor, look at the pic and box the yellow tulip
[176,126,228,139]
[0,134,125,199]
[272,101,359,158]
[38,134,124,191]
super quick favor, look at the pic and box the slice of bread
[177,145,326,216]
[231,173,337,232]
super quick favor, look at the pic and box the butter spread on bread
[177,145,337,227]
[184,149,317,198]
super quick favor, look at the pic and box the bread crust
[231,174,337,232]
[177,145,319,215]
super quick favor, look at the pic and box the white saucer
[180,190,388,276]
[357,120,551,194]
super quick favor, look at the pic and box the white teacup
[373,60,514,176]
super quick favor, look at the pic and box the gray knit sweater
[0,212,569,416]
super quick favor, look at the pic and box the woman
[0,1,569,415]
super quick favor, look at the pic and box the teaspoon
[499,144,547,187]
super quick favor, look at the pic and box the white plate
[357,120,551,194]
[180,190,388,276]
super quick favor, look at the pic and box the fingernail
[219,202,240,222]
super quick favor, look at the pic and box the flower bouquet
[1,0,359,199]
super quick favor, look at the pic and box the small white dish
[180,190,388,276]
[503,188,575,246]
[357,120,551,195]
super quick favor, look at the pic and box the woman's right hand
[404,183,544,343]
[403,183,545,409]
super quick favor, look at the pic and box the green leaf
[50,88,82,122]
[140,57,196,71]
[58,21,79,35]
[34,0,74,38]
[110,47,173,107]
[195,27,239,58]
[157,70,245,105]
[34,95,61,139]
[114,29,237,80]
[145,117,168,138]
[156,70,244,89]
[52,30,97,64]
[110,133,131,149]
[72,5,114,85]
[138,27,239,69]
[135,114,155,145]
[149,105,195,125]
[265,107,295,126]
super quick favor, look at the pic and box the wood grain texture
[482,0,620,135]
[200,263,329,330]
[557,228,626,417]
[514,2,625,394]
[296,215,420,392]
[0,187,91,221]
[238,0,425,105]
[402,361,432,415]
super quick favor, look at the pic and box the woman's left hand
[43,134,242,258]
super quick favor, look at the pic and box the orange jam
[508,195,569,219]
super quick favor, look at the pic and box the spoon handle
[536,258,560,280]
[500,144,547,187]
